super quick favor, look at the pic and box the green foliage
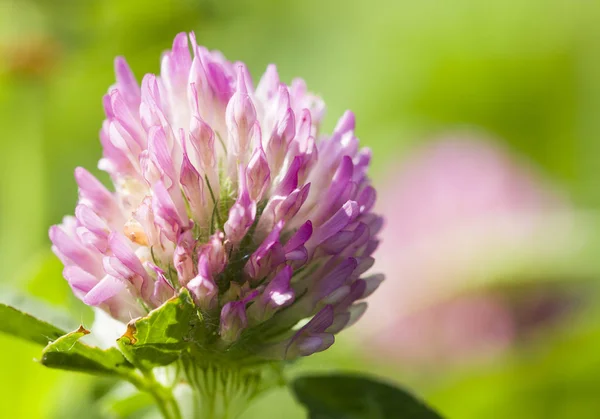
[0,303,66,346]
[33,288,200,376]
[292,374,443,419]
[0,274,88,418]
[0,293,74,346]
[117,289,199,369]
[0,288,199,419]
[41,325,135,376]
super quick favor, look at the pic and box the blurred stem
[126,370,182,419]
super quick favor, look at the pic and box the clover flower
[49,32,382,362]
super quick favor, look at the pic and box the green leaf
[117,289,198,369]
[41,325,134,376]
[292,374,443,419]
[0,291,75,345]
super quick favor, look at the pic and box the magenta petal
[103,94,114,119]
[224,174,256,245]
[283,220,313,254]
[114,56,141,106]
[353,148,372,182]
[275,156,302,196]
[362,239,380,257]
[336,279,367,312]
[362,214,384,236]
[255,266,294,320]
[75,205,109,252]
[311,200,359,245]
[76,227,108,253]
[188,115,216,170]
[276,183,311,225]
[320,230,355,255]
[334,111,355,136]
[286,305,335,358]
[357,185,376,214]
[295,334,335,356]
[63,266,97,294]
[219,290,259,343]
[187,272,218,310]
[256,64,280,101]
[313,156,354,225]
[108,119,142,166]
[295,108,311,144]
[83,275,127,306]
[75,205,108,236]
[162,32,192,81]
[174,230,196,285]
[265,86,295,171]
[204,232,228,274]
[108,232,147,279]
[180,152,204,219]
[99,121,132,175]
[314,258,358,302]
[109,90,142,146]
[201,49,234,103]
[350,223,371,249]
[245,222,284,280]
[306,305,335,333]
[152,273,175,306]
[246,145,270,201]
[148,126,177,186]
[226,65,257,156]
[285,248,308,267]
[49,225,101,276]
[74,167,115,215]
[152,180,188,241]
[140,74,167,131]
[187,239,222,309]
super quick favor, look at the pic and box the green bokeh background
[2,0,600,417]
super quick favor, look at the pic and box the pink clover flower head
[49,32,382,360]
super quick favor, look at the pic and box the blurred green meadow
[2,0,600,417]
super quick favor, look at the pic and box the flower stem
[182,357,276,419]
[126,370,183,419]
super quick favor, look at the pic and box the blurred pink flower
[358,135,576,366]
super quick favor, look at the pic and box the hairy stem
[181,355,280,419]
